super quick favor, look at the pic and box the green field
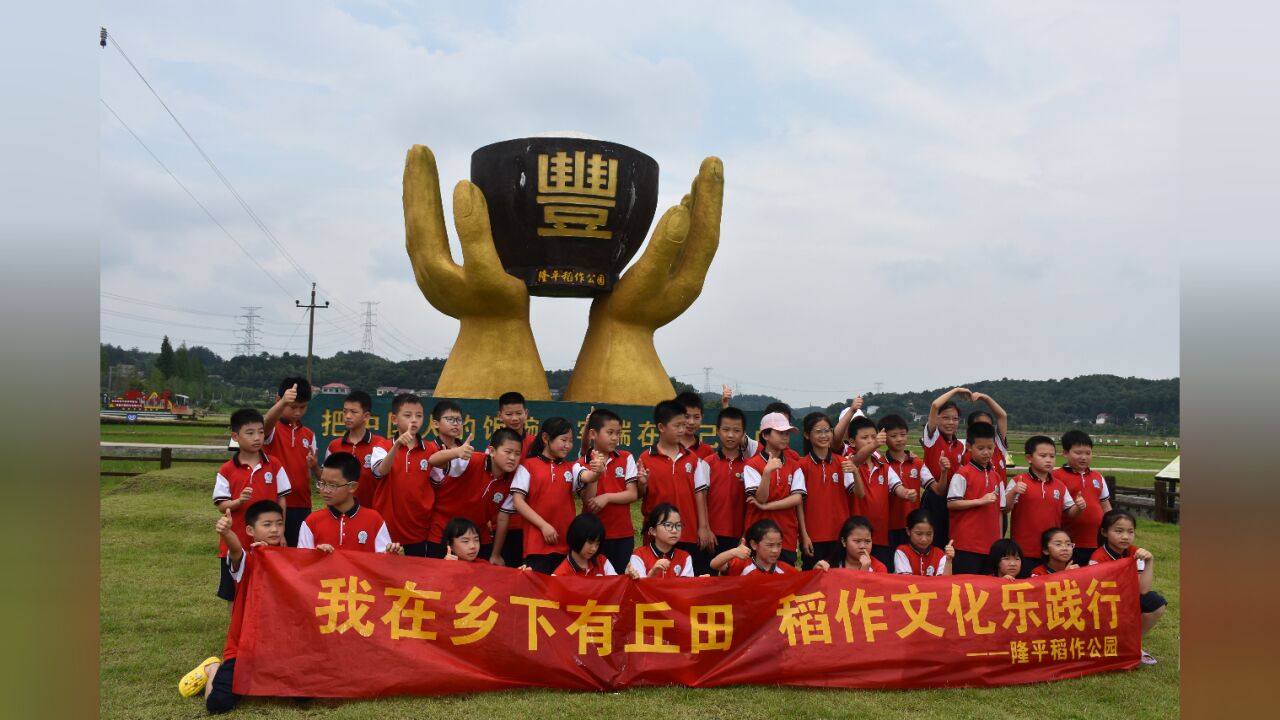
[100,467,1180,719]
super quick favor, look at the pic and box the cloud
[100,0,1179,404]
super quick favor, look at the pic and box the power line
[101,28,313,287]
[100,98,297,301]
[101,291,242,319]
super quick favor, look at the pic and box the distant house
[319,382,350,395]
[1133,413,1150,423]
[1095,412,1109,425]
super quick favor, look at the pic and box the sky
[98,0,1179,406]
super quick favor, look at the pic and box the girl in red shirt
[798,412,847,570]
[1089,510,1167,665]
[832,516,884,572]
[711,519,807,575]
[893,509,954,576]
[511,417,590,574]
[551,513,616,577]
[1029,527,1079,577]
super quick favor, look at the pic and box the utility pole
[703,367,713,394]
[360,301,379,353]
[874,381,883,395]
[296,283,329,385]
[237,307,262,357]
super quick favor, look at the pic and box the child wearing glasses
[297,452,402,554]
[1029,528,1078,577]
[628,503,695,578]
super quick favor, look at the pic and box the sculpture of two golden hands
[402,145,724,405]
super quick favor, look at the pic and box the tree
[671,377,698,396]
[156,336,176,379]
[174,343,192,381]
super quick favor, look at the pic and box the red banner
[233,549,1141,697]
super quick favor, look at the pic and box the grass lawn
[100,467,1180,719]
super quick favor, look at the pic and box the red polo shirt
[946,461,1007,554]
[264,420,316,510]
[685,437,718,460]
[369,437,437,545]
[894,544,948,576]
[798,450,850,543]
[920,424,965,486]
[510,455,580,556]
[742,450,806,552]
[884,451,932,531]
[725,556,799,575]
[638,444,708,545]
[212,452,291,557]
[325,429,391,508]
[1088,543,1148,572]
[296,501,391,552]
[1054,465,1112,550]
[428,453,513,544]
[574,450,637,540]
[1008,471,1075,558]
[835,556,889,573]
[629,543,694,578]
[551,553,616,576]
[695,449,748,539]
[851,454,893,546]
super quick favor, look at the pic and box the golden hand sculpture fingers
[402,144,550,399]
[563,157,724,405]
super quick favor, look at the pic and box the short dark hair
[1024,435,1056,455]
[1098,509,1137,546]
[230,408,264,432]
[674,391,704,413]
[840,515,874,540]
[937,400,961,417]
[877,414,909,434]
[904,508,934,531]
[744,518,782,552]
[497,391,526,408]
[344,390,372,413]
[849,416,876,437]
[966,410,993,428]
[391,393,421,414]
[966,421,996,443]
[654,399,687,426]
[443,517,480,547]
[244,499,283,526]
[716,406,746,428]
[431,400,462,420]
[1061,429,1094,451]
[985,539,1023,576]
[323,451,361,483]
[641,503,681,535]
[566,512,605,553]
[763,401,793,420]
[278,377,311,401]
[488,427,523,451]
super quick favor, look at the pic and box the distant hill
[101,344,1178,432]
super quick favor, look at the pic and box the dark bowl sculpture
[470,137,659,297]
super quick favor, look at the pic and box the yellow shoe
[178,657,220,698]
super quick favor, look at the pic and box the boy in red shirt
[945,421,1008,574]
[425,399,467,457]
[1053,429,1113,566]
[263,377,318,547]
[178,500,285,711]
[638,400,714,574]
[845,416,915,570]
[371,393,439,556]
[695,407,749,568]
[496,391,537,456]
[297,452,401,554]
[430,427,523,561]
[877,414,932,551]
[1007,435,1082,575]
[675,391,716,459]
[577,407,639,574]
[324,390,389,508]
[212,408,290,603]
